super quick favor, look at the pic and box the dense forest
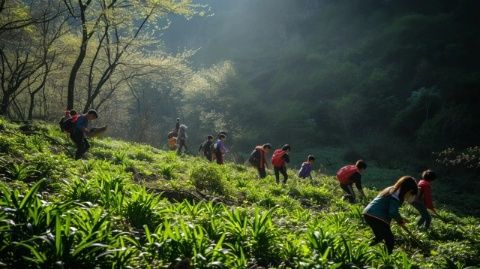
[161,0,480,168]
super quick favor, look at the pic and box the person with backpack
[59,109,79,133]
[199,135,214,161]
[298,155,315,180]
[248,143,272,178]
[412,169,437,230]
[176,124,188,155]
[363,176,418,254]
[272,144,291,184]
[213,133,227,164]
[336,160,367,203]
[70,109,98,160]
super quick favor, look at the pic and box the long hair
[378,176,418,203]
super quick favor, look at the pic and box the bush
[190,164,225,195]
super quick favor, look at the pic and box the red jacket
[418,179,434,210]
[336,165,359,185]
[271,149,287,167]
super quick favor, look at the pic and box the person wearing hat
[70,109,98,159]
[248,143,272,178]
[271,144,291,184]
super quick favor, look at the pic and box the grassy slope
[0,118,479,268]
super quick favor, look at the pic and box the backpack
[59,117,73,132]
[336,165,358,185]
[168,137,177,150]
[248,149,259,166]
[271,149,286,167]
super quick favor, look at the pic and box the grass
[0,117,479,268]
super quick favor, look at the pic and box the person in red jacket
[248,143,272,178]
[336,160,367,203]
[412,169,437,229]
[272,144,291,184]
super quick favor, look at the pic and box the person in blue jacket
[363,176,418,254]
[70,109,98,159]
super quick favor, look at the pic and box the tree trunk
[67,38,88,110]
[28,92,35,120]
[0,92,10,115]
[66,0,93,110]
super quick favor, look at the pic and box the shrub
[125,189,161,230]
[190,165,225,195]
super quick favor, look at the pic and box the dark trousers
[176,139,187,154]
[340,183,356,203]
[364,214,394,254]
[70,129,90,160]
[257,167,266,178]
[215,151,224,164]
[274,166,288,184]
[412,202,432,229]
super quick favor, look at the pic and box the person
[176,124,188,154]
[412,169,437,230]
[363,176,418,254]
[174,118,180,136]
[199,135,214,161]
[336,160,367,203]
[213,133,227,164]
[70,109,98,160]
[271,144,291,184]
[298,155,315,180]
[167,131,177,151]
[248,143,272,178]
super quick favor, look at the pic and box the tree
[0,0,64,118]
[63,0,193,110]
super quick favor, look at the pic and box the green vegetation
[1,118,479,268]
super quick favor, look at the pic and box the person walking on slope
[412,169,438,230]
[248,143,272,178]
[272,144,291,184]
[298,155,315,180]
[336,160,367,203]
[199,135,214,161]
[176,124,188,155]
[363,176,418,254]
[70,109,98,160]
[213,133,227,164]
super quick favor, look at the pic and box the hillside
[0,118,479,268]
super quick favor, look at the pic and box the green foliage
[0,120,479,268]
[190,164,226,195]
[125,188,162,230]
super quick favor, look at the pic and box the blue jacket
[363,192,404,225]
